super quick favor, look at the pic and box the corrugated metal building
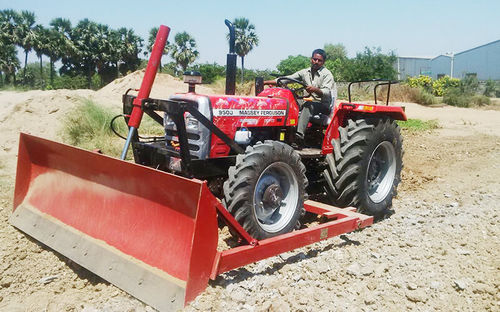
[453,40,500,80]
[396,40,500,80]
[430,55,452,79]
[396,57,431,79]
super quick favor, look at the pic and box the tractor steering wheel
[276,77,312,99]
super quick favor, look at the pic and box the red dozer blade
[11,133,219,311]
[11,133,374,311]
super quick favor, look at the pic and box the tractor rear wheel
[323,118,403,215]
[223,140,307,239]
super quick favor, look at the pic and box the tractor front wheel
[223,141,308,239]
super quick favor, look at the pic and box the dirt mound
[0,89,95,174]
[0,71,218,176]
[94,70,216,108]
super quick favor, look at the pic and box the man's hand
[263,80,277,86]
[305,86,322,95]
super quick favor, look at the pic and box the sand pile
[94,70,216,108]
[0,89,95,174]
[0,71,217,176]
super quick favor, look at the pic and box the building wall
[396,57,431,80]
[397,40,500,81]
[430,55,451,79]
[453,40,500,80]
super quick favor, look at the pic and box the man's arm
[263,79,277,85]
[318,72,334,98]
[264,70,304,86]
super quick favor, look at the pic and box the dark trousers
[297,101,330,136]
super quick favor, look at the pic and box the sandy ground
[0,73,499,311]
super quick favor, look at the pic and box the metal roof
[455,39,500,56]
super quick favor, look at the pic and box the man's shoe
[292,133,305,150]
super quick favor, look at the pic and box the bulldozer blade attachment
[10,133,219,311]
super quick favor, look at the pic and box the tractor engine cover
[163,89,299,159]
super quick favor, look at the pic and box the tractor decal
[213,109,286,117]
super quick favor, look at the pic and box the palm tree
[71,19,108,88]
[118,27,143,75]
[147,27,170,72]
[0,9,18,44]
[0,10,19,85]
[231,18,259,83]
[171,31,199,73]
[0,41,20,85]
[14,10,37,84]
[33,25,51,86]
[48,18,72,85]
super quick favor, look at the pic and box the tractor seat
[310,95,335,126]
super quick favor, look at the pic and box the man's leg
[296,102,313,137]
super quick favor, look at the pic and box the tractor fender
[321,103,407,154]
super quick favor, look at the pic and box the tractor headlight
[164,113,176,130]
[185,113,199,131]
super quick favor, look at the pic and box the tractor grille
[164,95,212,160]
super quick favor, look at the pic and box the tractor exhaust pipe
[225,19,237,95]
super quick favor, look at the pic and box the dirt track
[0,77,499,311]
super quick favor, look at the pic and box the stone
[364,295,376,305]
[454,280,468,291]
[407,283,418,290]
[361,266,374,276]
[405,289,428,303]
[430,281,441,290]
[38,275,59,285]
[270,298,290,312]
[456,249,471,255]
[346,263,361,277]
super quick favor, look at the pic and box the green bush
[52,75,88,89]
[63,99,128,157]
[443,87,469,107]
[190,63,225,84]
[414,88,435,105]
[407,75,433,92]
[432,76,460,96]
[64,99,120,145]
[470,95,490,106]
[483,79,497,97]
[63,99,165,158]
[460,75,479,95]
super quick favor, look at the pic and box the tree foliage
[190,62,225,84]
[171,31,199,72]
[335,47,397,81]
[0,9,143,89]
[324,43,347,61]
[276,46,397,82]
[276,55,310,75]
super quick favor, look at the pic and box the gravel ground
[0,86,499,311]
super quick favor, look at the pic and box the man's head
[311,49,326,71]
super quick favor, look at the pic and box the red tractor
[11,20,406,310]
[120,20,406,240]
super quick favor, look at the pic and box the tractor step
[297,148,322,158]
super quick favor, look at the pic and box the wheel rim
[366,141,397,203]
[253,162,299,233]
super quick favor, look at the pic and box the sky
[2,0,500,70]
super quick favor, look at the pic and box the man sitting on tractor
[265,49,336,146]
